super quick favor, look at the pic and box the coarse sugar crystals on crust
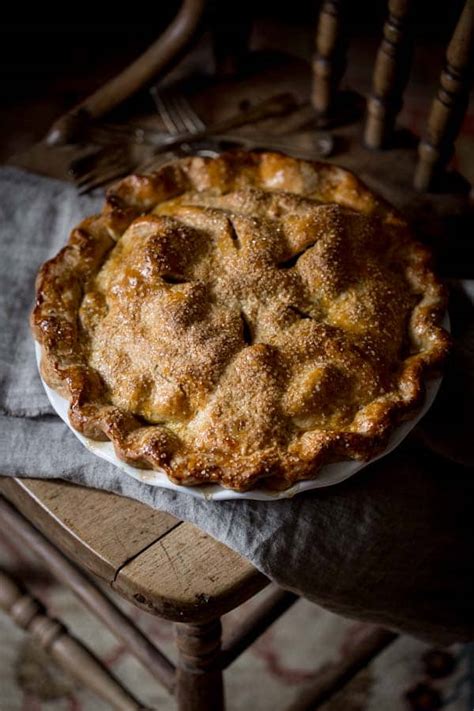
[31,151,450,491]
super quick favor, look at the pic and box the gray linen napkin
[1,167,473,644]
[0,167,102,417]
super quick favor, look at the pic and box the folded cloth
[0,168,102,417]
[1,167,473,644]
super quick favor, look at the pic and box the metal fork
[71,91,301,192]
[69,146,136,195]
[71,89,208,193]
[150,86,206,135]
[81,90,206,147]
[136,87,213,174]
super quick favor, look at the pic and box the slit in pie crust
[31,152,450,491]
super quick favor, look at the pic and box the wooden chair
[1,1,473,708]
[312,0,474,193]
[0,479,397,710]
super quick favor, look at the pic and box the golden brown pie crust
[31,152,450,491]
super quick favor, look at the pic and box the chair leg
[174,619,224,711]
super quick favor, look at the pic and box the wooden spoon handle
[46,0,206,146]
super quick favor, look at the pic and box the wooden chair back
[311,0,474,191]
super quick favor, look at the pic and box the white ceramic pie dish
[35,325,446,502]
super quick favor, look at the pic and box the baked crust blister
[31,152,450,491]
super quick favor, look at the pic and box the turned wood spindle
[0,569,146,711]
[414,0,474,191]
[365,0,413,149]
[0,496,175,693]
[175,619,224,711]
[312,0,347,121]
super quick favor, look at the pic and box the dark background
[1,1,472,174]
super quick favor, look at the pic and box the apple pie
[32,152,450,491]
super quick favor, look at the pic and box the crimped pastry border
[31,152,450,491]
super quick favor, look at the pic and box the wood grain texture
[0,478,267,623]
[0,478,179,581]
[414,0,474,190]
[311,0,347,119]
[113,523,268,623]
[175,620,224,711]
[364,0,413,149]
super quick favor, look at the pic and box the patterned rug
[0,534,472,711]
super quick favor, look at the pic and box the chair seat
[0,477,267,622]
